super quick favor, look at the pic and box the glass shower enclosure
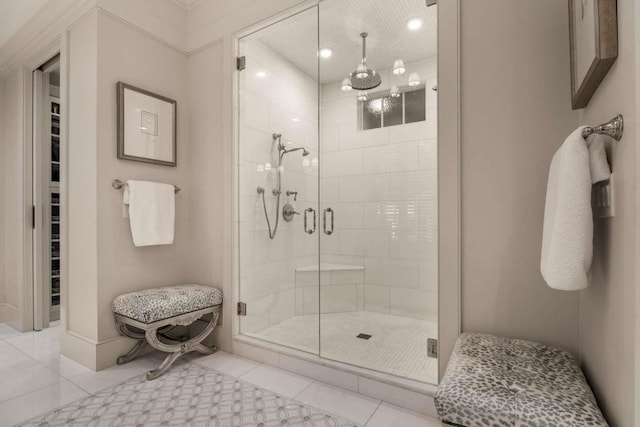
[237,0,438,384]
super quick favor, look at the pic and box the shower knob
[283,203,300,222]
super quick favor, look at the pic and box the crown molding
[172,0,208,12]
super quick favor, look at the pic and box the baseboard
[0,303,19,327]
[61,330,136,371]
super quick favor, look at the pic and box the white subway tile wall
[320,58,438,321]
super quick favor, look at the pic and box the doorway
[32,55,62,331]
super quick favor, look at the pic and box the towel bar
[112,179,181,193]
[582,114,623,141]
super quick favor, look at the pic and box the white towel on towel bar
[587,134,612,184]
[541,127,593,291]
[123,180,175,247]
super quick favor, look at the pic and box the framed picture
[117,82,177,166]
[568,0,618,110]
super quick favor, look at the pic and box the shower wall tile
[321,285,359,313]
[363,258,421,289]
[269,288,296,326]
[322,149,363,177]
[331,269,364,285]
[364,286,390,314]
[241,92,270,133]
[321,126,340,152]
[418,139,437,170]
[389,289,437,321]
[330,202,363,230]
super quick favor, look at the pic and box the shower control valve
[283,203,299,222]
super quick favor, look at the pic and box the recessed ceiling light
[255,71,267,78]
[407,18,423,30]
[292,117,300,122]
[320,48,333,58]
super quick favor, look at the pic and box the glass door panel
[318,0,439,384]
[237,7,321,354]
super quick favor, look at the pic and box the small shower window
[359,86,425,131]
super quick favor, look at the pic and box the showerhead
[350,33,381,90]
[302,149,310,156]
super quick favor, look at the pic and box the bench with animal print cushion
[435,332,607,427]
[112,284,223,380]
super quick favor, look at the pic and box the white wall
[460,0,581,355]
[319,58,438,321]
[238,39,318,334]
[64,9,192,369]
[186,41,228,349]
[577,0,637,424]
[1,68,26,329]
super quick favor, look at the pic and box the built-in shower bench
[435,332,607,427]
[112,284,222,380]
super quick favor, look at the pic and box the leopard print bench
[112,284,223,380]
[435,333,608,427]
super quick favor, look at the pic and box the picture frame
[568,0,618,110]
[117,82,177,166]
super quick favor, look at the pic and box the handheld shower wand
[257,133,309,239]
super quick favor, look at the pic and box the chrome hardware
[427,338,438,358]
[323,208,334,235]
[283,203,299,222]
[236,56,246,71]
[582,114,624,141]
[286,190,298,201]
[112,179,180,193]
[304,208,316,234]
[237,302,247,316]
[256,187,265,195]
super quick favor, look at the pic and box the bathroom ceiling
[0,0,50,50]
[256,0,437,84]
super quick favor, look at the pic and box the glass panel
[362,97,382,130]
[404,88,426,124]
[237,7,320,355]
[319,0,438,384]
[384,94,403,127]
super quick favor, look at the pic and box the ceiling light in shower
[390,86,401,98]
[255,71,267,78]
[320,47,333,58]
[408,72,421,86]
[357,91,368,101]
[393,59,406,75]
[349,33,382,90]
[341,78,353,92]
[291,117,300,122]
[407,18,423,30]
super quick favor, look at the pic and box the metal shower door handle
[323,208,334,235]
[304,208,316,234]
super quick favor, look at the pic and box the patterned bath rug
[16,363,361,426]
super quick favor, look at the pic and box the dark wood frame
[117,81,177,166]
[568,0,618,110]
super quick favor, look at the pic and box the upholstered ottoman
[435,333,607,427]
[112,284,223,380]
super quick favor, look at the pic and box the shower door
[237,7,321,354]
[317,0,439,384]
[237,0,439,385]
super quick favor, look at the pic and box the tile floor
[0,322,442,426]
[249,311,438,384]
